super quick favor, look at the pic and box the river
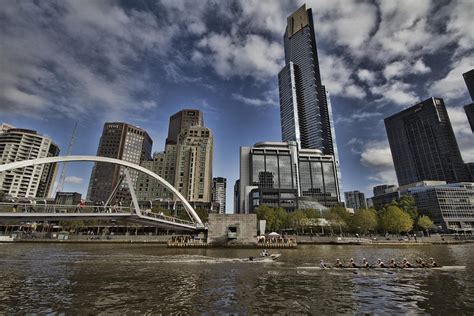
[0,243,473,314]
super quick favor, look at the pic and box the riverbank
[3,233,472,246]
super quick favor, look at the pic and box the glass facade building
[385,97,470,186]
[344,191,367,212]
[239,142,340,213]
[463,69,474,102]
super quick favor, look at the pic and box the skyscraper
[344,191,367,212]
[87,122,152,203]
[0,125,59,198]
[463,69,474,102]
[278,4,341,201]
[278,4,336,155]
[212,177,226,214]
[385,97,470,186]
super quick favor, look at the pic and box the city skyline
[1,1,473,210]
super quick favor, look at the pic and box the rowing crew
[321,257,438,269]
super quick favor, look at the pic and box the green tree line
[254,196,434,235]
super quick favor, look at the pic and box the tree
[303,208,320,219]
[325,206,350,234]
[379,205,413,234]
[255,205,288,232]
[288,210,307,232]
[350,208,378,234]
[396,195,418,221]
[417,215,434,236]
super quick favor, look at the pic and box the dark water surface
[0,243,473,314]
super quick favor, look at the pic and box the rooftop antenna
[55,122,78,194]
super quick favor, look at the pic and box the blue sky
[1,0,473,212]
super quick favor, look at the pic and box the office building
[406,182,474,233]
[466,162,474,182]
[87,122,152,203]
[55,192,82,205]
[463,69,474,102]
[385,97,470,186]
[465,104,474,133]
[239,141,340,213]
[373,184,397,197]
[278,4,341,200]
[0,126,59,198]
[212,177,226,214]
[344,191,367,212]
[166,109,203,145]
[137,151,174,201]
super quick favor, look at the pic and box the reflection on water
[0,244,473,314]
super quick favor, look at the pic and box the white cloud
[446,0,474,55]
[319,53,366,99]
[357,69,376,84]
[197,33,284,80]
[383,59,431,80]
[65,176,84,185]
[447,106,474,162]
[337,111,383,124]
[360,140,398,186]
[371,81,419,106]
[232,91,278,107]
[307,0,378,50]
[430,54,474,101]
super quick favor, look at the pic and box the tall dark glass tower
[278,4,341,199]
[278,4,335,154]
[385,97,470,186]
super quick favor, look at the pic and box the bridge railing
[140,209,195,226]
[0,202,132,214]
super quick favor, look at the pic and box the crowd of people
[321,257,438,269]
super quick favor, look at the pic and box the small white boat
[244,253,281,262]
[0,235,15,242]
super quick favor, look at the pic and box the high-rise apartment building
[136,110,213,204]
[0,126,59,198]
[239,141,340,213]
[212,177,226,214]
[166,109,204,145]
[344,191,367,212]
[175,126,213,202]
[87,122,152,203]
[385,97,470,186]
[278,4,336,154]
[278,4,341,200]
[463,69,474,102]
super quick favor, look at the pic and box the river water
[0,243,473,314]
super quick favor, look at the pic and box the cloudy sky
[1,0,473,211]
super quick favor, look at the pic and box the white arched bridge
[0,156,205,231]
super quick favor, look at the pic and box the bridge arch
[0,155,203,225]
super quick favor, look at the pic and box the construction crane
[55,122,78,194]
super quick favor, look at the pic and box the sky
[1,0,473,212]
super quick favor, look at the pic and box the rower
[320,260,327,269]
[402,258,413,268]
[349,258,357,268]
[362,258,370,268]
[376,258,386,268]
[429,257,438,267]
[261,249,269,257]
[417,257,427,268]
[335,258,343,268]
[389,258,398,268]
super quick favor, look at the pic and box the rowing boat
[297,266,465,271]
